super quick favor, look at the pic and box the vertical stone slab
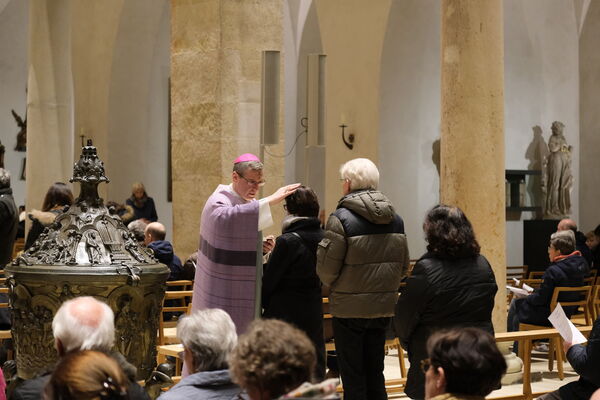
[440,0,506,330]
[315,0,392,214]
[26,0,74,221]
[171,0,285,258]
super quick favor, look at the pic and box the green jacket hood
[337,190,396,224]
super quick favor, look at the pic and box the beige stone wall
[71,0,125,200]
[315,0,392,213]
[440,0,506,330]
[171,0,285,257]
[26,0,74,217]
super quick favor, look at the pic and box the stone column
[171,0,285,258]
[26,0,74,221]
[440,0,506,330]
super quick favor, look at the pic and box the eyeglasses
[237,173,266,187]
[420,358,433,373]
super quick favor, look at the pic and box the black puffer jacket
[262,216,325,379]
[394,252,497,399]
[517,252,588,326]
[317,190,409,318]
[0,187,18,266]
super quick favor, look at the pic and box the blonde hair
[339,158,379,191]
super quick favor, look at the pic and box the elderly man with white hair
[317,158,409,400]
[158,308,241,400]
[11,296,149,400]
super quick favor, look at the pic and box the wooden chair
[519,285,593,380]
[528,271,545,280]
[589,285,600,321]
[157,290,193,346]
[587,269,598,279]
[507,265,528,283]
[507,279,542,304]
[0,287,12,360]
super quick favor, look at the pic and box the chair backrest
[590,285,600,321]
[158,289,193,344]
[583,276,595,286]
[550,286,593,325]
[0,287,8,309]
[528,271,544,280]
[588,269,598,279]
[507,265,528,282]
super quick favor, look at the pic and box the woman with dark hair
[262,186,326,379]
[44,350,128,400]
[25,182,74,250]
[394,205,498,399]
[423,328,507,400]
[125,182,158,223]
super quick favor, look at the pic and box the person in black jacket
[394,205,498,400]
[507,229,588,334]
[557,219,593,267]
[536,315,600,400]
[0,168,18,268]
[126,182,158,223]
[262,186,325,379]
[144,222,182,281]
[25,182,74,250]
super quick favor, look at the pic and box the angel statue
[541,121,573,219]
[12,109,27,152]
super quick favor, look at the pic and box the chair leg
[548,341,554,372]
[554,337,564,380]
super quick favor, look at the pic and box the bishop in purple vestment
[192,154,299,333]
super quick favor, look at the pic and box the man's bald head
[557,219,577,233]
[52,296,114,355]
[144,222,166,245]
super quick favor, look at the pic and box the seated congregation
[2,157,600,400]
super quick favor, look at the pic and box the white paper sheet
[547,303,587,345]
[506,285,530,298]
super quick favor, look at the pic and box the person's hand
[263,235,275,254]
[563,340,573,354]
[266,183,301,206]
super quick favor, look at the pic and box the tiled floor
[381,348,579,399]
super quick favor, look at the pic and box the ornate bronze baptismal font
[5,141,169,380]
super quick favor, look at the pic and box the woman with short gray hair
[158,309,241,399]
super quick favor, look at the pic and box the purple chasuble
[192,184,259,333]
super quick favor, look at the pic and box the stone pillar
[171,0,285,258]
[26,0,74,220]
[440,0,506,330]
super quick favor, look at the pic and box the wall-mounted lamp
[339,124,354,150]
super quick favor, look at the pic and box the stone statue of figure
[542,121,573,219]
[11,109,27,152]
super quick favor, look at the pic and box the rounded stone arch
[378,0,441,258]
[579,0,600,230]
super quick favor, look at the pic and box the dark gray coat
[157,369,242,400]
